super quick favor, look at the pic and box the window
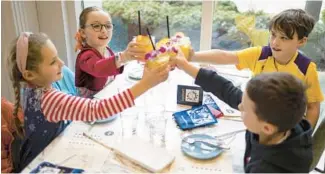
[302,3,325,106]
[211,0,324,72]
[101,1,202,52]
[211,0,308,50]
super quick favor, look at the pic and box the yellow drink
[148,33,191,66]
[135,35,154,54]
[157,34,191,59]
[146,53,170,69]
[175,36,191,59]
[156,37,170,48]
[180,44,190,59]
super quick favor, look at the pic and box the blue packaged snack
[30,161,84,173]
[173,105,218,130]
[193,93,224,118]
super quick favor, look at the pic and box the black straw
[138,11,141,35]
[146,28,156,50]
[166,16,170,38]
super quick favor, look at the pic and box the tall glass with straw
[128,11,155,81]
[156,16,192,61]
[144,27,174,109]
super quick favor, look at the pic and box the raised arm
[194,68,242,110]
[77,50,122,78]
[42,63,171,122]
[41,89,134,122]
[190,50,239,65]
[179,61,242,110]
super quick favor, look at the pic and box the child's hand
[188,47,195,61]
[121,41,146,62]
[141,63,170,88]
[129,63,170,98]
[169,47,189,70]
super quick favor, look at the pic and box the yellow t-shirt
[236,46,324,103]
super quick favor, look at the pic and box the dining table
[22,62,249,173]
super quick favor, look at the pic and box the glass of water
[145,112,167,147]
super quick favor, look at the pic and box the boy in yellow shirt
[189,9,324,128]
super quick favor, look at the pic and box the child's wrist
[188,51,194,62]
[120,51,128,63]
[186,47,195,62]
[114,52,127,68]
[178,60,189,70]
[138,79,152,90]
[130,80,150,99]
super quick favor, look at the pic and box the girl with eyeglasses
[74,6,146,98]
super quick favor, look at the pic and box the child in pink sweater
[75,6,146,98]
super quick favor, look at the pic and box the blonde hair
[7,33,49,137]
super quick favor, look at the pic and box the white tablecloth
[22,63,248,173]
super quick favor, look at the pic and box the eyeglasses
[84,23,114,32]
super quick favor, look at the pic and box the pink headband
[16,32,32,74]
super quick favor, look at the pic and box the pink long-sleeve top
[75,46,124,92]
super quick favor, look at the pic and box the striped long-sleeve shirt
[41,88,134,122]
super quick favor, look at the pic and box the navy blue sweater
[194,68,313,173]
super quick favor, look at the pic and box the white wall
[36,1,80,71]
[1,1,81,102]
[2,1,17,102]
[83,0,102,9]
[37,1,68,64]
[1,1,39,102]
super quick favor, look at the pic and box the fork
[183,137,229,150]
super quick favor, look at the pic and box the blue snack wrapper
[173,105,218,130]
[193,93,224,118]
[30,161,84,173]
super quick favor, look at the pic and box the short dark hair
[246,72,307,132]
[269,9,315,40]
